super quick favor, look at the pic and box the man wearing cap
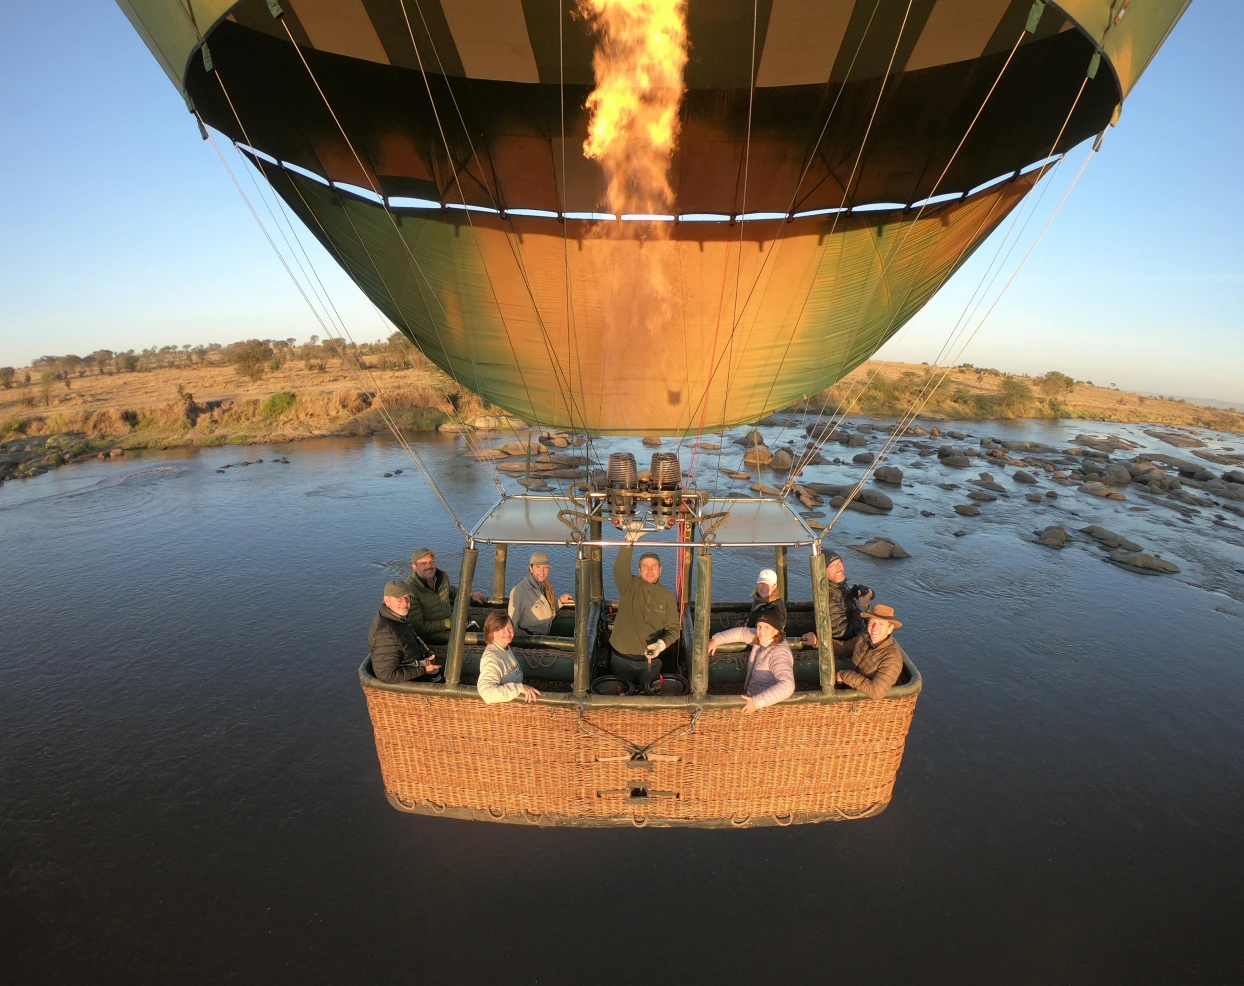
[743,568,787,631]
[368,581,442,684]
[508,551,575,636]
[800,551,874,657]
[610,536,681,689]
[836,603,905,700]
[405,547,487,642]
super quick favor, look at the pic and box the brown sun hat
[859,603,903,628]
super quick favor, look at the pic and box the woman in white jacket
[708,613,795,712]
[477,611,542,705]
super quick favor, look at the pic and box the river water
[3,420,1243,983]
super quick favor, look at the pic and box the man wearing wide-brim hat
[405,546,487,642]
[835,603,905,700]
[369,580,442,684]
[508,551,575,636]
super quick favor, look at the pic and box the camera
[849,584,871,601]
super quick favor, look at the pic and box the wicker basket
[359,653,920,828]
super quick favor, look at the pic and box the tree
[226,339,274,380]
[92,350,114,373]
[39,370,55,406]
[0,367,13,389]
[1039,371,1075,398]
[117,353,139,373]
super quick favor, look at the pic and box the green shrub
[260,391,297,418]
[120,410,139,429]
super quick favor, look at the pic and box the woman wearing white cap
[508,551,575,636]
[743,568,786,631]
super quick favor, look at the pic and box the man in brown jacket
[836,603,904,700]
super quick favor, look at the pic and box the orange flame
[581,0,688,217]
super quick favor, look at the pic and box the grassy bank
[3,354,1241,482]
[809,361,1244,432]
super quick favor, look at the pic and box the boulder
[1101,463,1132,487]
[1225,469,1244,485]
[438,422,473,433]
[743,445,773,466]
[920,510,935,517]
[954,504,981,517]
[1078,481,1120,499]
[1107,550,1180,575]
[1045,490,1058,498]
[1079,526,1143,552]
[853,451,875,464]
[972,479,1006,493]
[501,440,547,455]
[1012,470,1038,485]
[472,414,526,430]
[642,435,662,447]
[1025,493,1044,503]
[967,490,997,502]
[770,448,796,472]
[850,536,911,560]
[846,433,869,448]
[953,529,967,537]
[859,489,893,511]
[873,465,903,485]
[856,423,875,433]
[749,483,783,495]
[1034,525,1068,548]
[942,455,971,468]
[467,447,510,460]
[734,428,766,447]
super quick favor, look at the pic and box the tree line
[1,333,430,396]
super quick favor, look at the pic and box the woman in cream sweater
[477,611,542,704]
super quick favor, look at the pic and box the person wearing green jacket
[404,546,486,642]
[610,538,681,689]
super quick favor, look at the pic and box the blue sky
[1,2,1240,402]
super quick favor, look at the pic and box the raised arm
[613,542,633,595]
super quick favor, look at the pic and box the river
[3,420,1243,983]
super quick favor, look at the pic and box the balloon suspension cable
[389,2,598,466]
[197,119,471,534]
[209,74,508,501]
[277,17,589,505]
[780,25,1074,495]
[696,0,885,500]
[818,131,1097,542]
[692,0,908,497]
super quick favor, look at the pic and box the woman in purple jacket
[708,613,795,712]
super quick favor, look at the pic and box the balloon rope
[197,120,470,534]
[685,0,912,495]
[394,0,596,451]
[800,64,1093,497]
[210,73,508,499]
[778,26,1040,490]
[277,19,585,501]
[819,135,1097,540]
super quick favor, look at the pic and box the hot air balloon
[119,0,1190,827]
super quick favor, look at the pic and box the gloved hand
[623,520,646,543]
[644,639,667,661]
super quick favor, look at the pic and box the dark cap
[411,547,435,564]
[638,551,661,565]
[755,611,784,632]
[384,580,414,598]
[824,550,843,566]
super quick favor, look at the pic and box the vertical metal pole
[691,547,713,698]
[680,521,696,609]
[444,543,479,687]
[492,544,507,601]
[775,545,788,602]
[809,545,836,694]
[589,517,603,604]
[574,548,591,697]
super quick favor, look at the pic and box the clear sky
[1,2,1240,402]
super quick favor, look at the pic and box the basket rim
[357,646,921,709]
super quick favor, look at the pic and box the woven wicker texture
[363,689,916,825]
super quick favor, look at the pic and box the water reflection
[1,419,1242,982]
